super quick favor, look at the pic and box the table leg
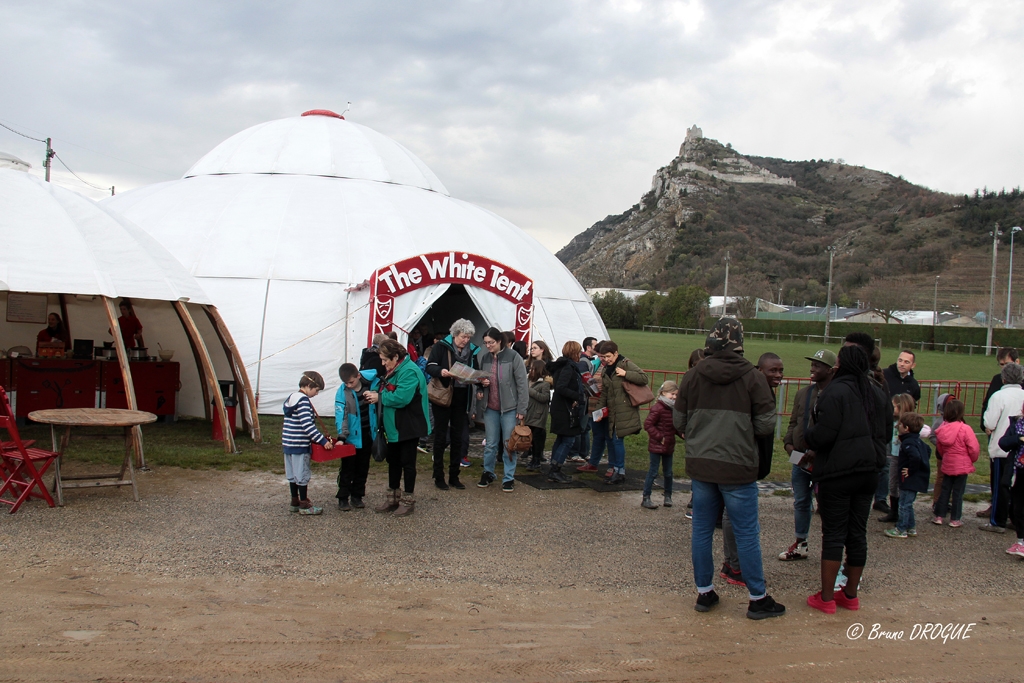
[53,426,71,507]
[135,425,149,472]
[122,427,139,502]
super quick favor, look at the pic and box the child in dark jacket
[885,412,931,538]
[641,380,679,509]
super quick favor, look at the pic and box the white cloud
[1,0,1021,250]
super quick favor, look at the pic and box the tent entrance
[411,284,488,346]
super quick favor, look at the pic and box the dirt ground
[0,464,1020,682]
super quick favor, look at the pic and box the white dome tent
[104,110,607,414]
[0,169,258,452]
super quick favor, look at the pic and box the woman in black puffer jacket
[804,344,889,614]
[546,341,587,484]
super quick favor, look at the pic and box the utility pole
[722,250,730,317]
[986,223,1002,355]
[1007,226,1021,328]
[932,275,940,348]
[43,138,54,182]
[823,245,836,340]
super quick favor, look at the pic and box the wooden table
[27,408,157,506]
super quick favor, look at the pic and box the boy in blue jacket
[335,363,381,510]
[885,412,931,539]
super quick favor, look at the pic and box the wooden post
[58,294,72,352]
[202,304,261,443]
[176,305,211,420]
[103,297,144,465]
[174,301,236,453]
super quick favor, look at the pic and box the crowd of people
[277,316,1024,620]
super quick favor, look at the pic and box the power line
[53,152,112,193]
[0,116,173,177]
[0,120,47,143]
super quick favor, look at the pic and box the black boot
[872,498,891,514]
[547,463,572,484]
[878,495,899,522]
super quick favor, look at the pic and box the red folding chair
[0,386,57,513]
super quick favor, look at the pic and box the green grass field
[19,328,996,498]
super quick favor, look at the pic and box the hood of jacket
[696,350,756,385]
[547,356,577,375]
[283,391,308,417]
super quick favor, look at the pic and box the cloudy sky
[2,0,1022,252]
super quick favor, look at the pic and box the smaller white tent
[0,169,257,449]
[0,152,31,172]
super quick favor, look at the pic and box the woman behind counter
[117,298,145,348]
[37,313,67,345]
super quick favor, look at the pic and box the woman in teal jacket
[334,364,381,510]
[365,339,431,516]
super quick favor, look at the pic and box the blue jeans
[792,465,814,540]
[483,408,519,483]
[643,452,673,497]
[589,419,608,466]
[551,434,576,466]
[574,416,592,460]
[691,479,766,599]
[874,457,890,502]
[897,489,917,531]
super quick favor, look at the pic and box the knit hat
[805,348,838,367]
[705,317,744,354]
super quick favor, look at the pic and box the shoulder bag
[622,380,655,407]
[428,349,454,407]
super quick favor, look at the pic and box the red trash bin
[212,398,237,441]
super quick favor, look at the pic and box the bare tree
[863,278,911,323]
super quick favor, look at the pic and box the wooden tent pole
[174,301,236,453]
[176,305,211,420]
[58,294,72,352]
[202,305,261,443]
[103,297,145,467]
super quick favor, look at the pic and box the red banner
[369,252,534,345]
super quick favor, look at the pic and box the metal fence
[897,340,1001,355]
[639,369,992,434]
[643,326,878,348]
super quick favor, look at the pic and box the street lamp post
[722,250,730,317]
[823,245,836,340]
[986,224,1002,355]
[1007,226,1022,329]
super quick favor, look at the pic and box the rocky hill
[558,127,1024,316]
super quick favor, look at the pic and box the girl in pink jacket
[932,399,980,526]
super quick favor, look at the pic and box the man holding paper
[778,349,836,561]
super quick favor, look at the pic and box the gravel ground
[2,456,1021,682]
[2,456,1020,599]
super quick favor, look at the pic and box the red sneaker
[576,464,598,473]
[807,591,836,614]
[833,589,860,611]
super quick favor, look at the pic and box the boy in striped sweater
[283,371,333,515]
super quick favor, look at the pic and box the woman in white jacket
[981,362,1024,532]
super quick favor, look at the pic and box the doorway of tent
[413,285,488,348]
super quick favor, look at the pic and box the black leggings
[432,388,468,480]
[934,473,968,521]
[818,471,876,566]
[387,438,418,493]
[529,426,546,462]
[337,444,372,499]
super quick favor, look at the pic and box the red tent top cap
[301,109,345,119]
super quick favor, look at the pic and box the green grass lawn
[17,328,995,499]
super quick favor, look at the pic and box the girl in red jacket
[642,380,679,509]
[933,399,980,527]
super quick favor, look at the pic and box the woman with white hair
[982,361,1024,532]
[424,318,480,491]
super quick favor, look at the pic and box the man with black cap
[778,348,836,561]
[674,318,785,619]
